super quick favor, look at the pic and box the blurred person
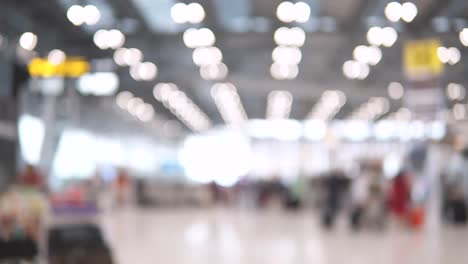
[441,148,468,224]
[209,181,224,205]
[389,170,411,222]
[321,170,350,228]
[17,164,44,189]
[349,170,369,230]
[258,176,287,209]
[284,176,305,210]
[367,170,387,229]
[114,168,131,206]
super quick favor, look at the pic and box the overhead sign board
[28,57,90,78]
[404,39,443,79]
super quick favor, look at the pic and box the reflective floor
[99,208,468,264]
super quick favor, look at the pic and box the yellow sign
[404,39,443,78]
[28,57,90,78]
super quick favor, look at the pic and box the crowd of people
[318,164,419,230]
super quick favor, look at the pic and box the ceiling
[1,0,468,131]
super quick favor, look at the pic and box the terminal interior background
[1,0,468,263]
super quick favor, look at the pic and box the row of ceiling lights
[67,3,211,131]
[61,2,467,129]
[307,90,347,121]
[270,2,309,80]
[266,90,293,120]
[343,27,398,80]
[385,108,412,122]
[66,6,161,84]
[349,97,390,121]
[172,2,248,128]
[211,83,248,126]
[387,81,466,102]
[153,83,211,131]
[116,91,155,123]
[343,1,407,81]
[174,4,229,82]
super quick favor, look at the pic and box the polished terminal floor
[99,208,468,264]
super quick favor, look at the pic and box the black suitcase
[48,224,113,264]
[350,207,364,230]
[451,200,467,224]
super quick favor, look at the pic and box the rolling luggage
[48,224,113,264]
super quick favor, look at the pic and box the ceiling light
[124,48,143,66]
[276,2,295,23]
[460,28,468,46]
[267,90,293,119]
[270,63,299,80]
[437,47,450,63]
[138,62,158,81]
[323,90,346,108]
[19,32,38,51]
[356,64,370,80]
[388,82,404,100]
[136,103,155,122]
[295,2,311,23]
[153,83,177,101]
[367,46,383,65]
[382,27,398,47]
[127,97,144,115]
[187,3,205,24]
[453,104,466,120]
[192,47,223,66]
[183,28,216,48]
[47,49,66,65]
[67,5,85,26]
[107,29,125,49]
[171,3,205,24]
[448,47,461,65]
[129,65,142,81]
[343,60,360,79]
[113,48,128,66]
[94,30,125,50]
[353,45,382,65]
[277,2,310,23]
[367,27,383,46]
[385,2,402,22]
[401,2,418,23]
[343,60,369,80]
[93,30,109,49]
[353,45,368,63]
[274,27,306,47]
[129,62,158,82]
[367,27,398,48]
[83,5,101,25]
[116,91,134,109]
[447,83,465,101]
[272,46,302,65]
[200,63,228,80]
[290,27,306,47]
[171,3,188,24]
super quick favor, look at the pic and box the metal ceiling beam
[327,0,377,81]
[408,0,454,35]
[106,0,152,35]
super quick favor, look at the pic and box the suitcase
[350,207,363,230]
[451,200,467,224]
[48,224,113,264]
